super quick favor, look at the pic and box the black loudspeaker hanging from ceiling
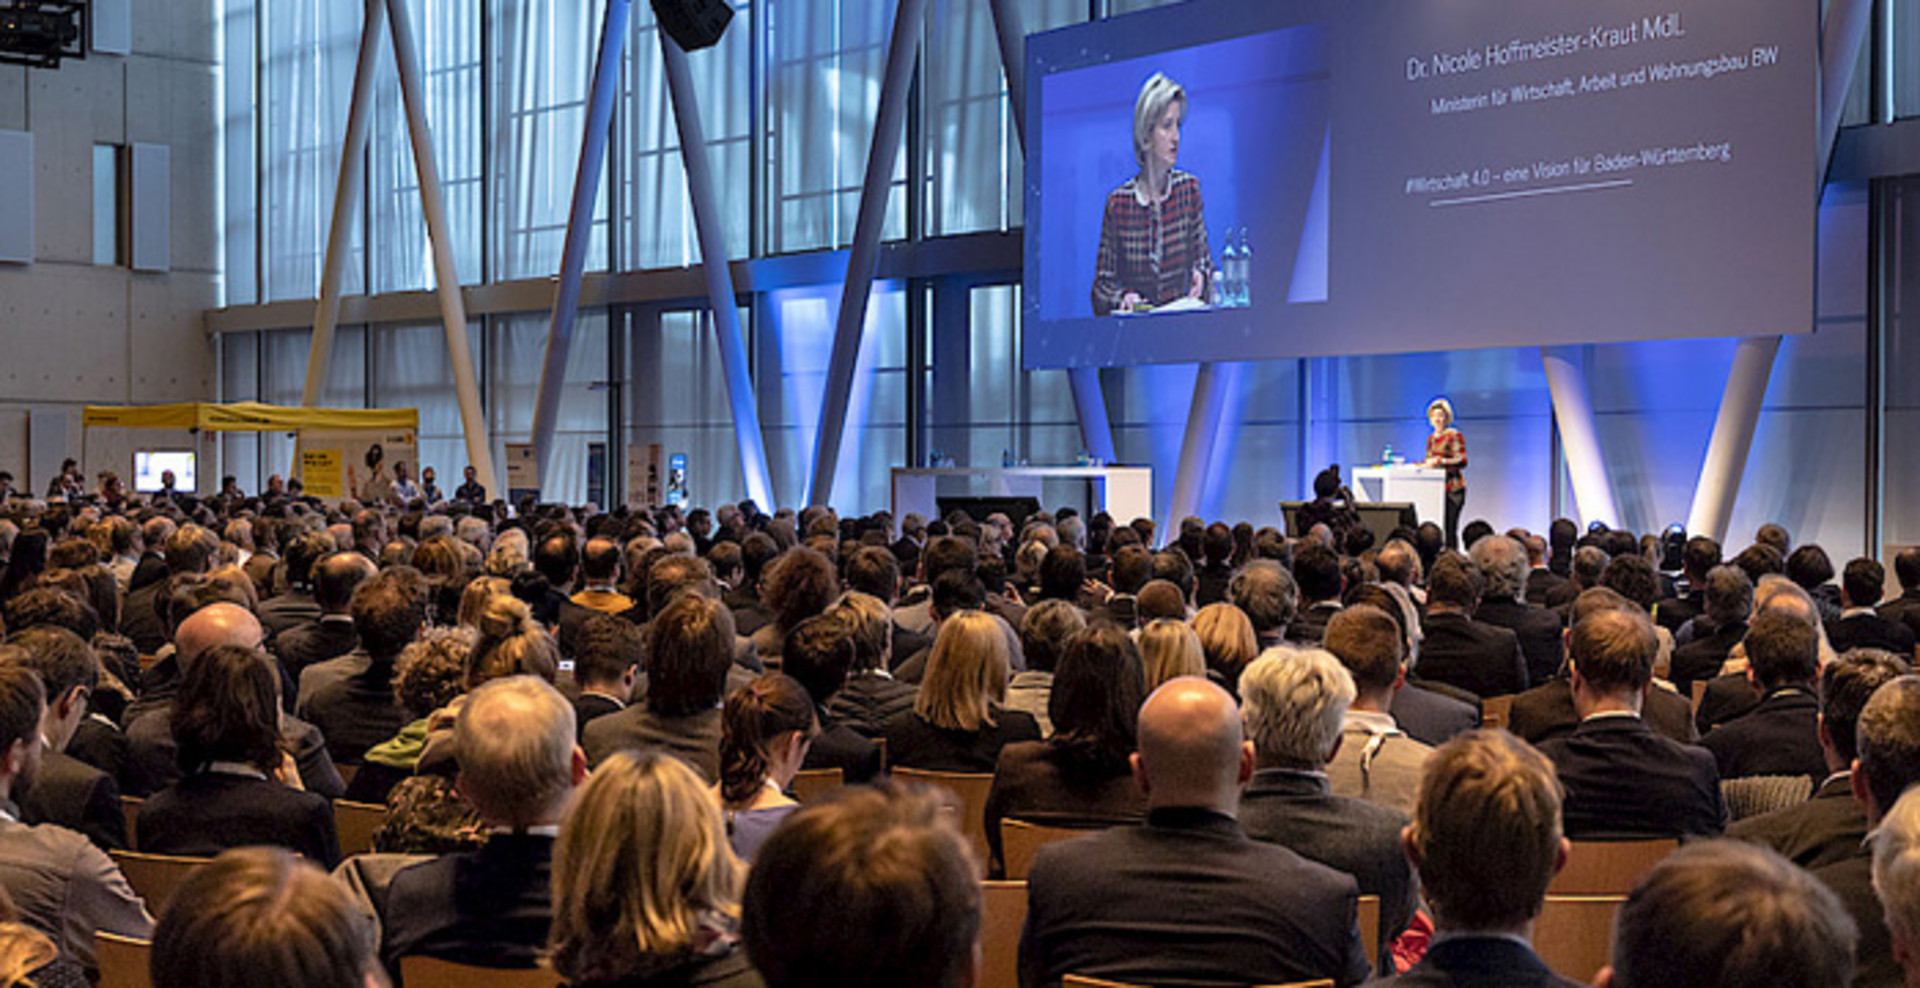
[651,0,733,51]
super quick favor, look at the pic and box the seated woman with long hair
[984,624,1148,871]
[137,645,340,866]
[881,610,1040,772]
[1193,602,1258,699]
[1137,618,1205,693]
[717,674,817,862]
[548,751,760,988]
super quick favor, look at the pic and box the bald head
[1133,677,1252,814]
[173,603,263,669]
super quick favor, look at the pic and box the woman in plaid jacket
[1092,71,1213,316]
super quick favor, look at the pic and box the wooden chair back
[979,880,1028,988]
[397,957,563,988]
[1357,894,1380,968]
[790,767,845,804]
[1547,839,1678,894]
[1479,694,1514,731]
[108,850,211,914]
[1533,894,1628,982]
[1691,680,1707,707]
[999,819,1096,880]
[336,763,361,788]
[120,795,142,847]
[94,932,152,988]
[893,767,994,870]
[333,799,388,857]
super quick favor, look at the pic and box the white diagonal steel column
[807,0,928,507]
[986,0,1116,465]
[385,0,498,497]
[1683,0,1870,541]
[530,0,630,498]
[661,31,776,511]
[1540,346,1620,528]
[303,0,384,407]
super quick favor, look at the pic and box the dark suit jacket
[1727,773,1865,871]
[1525,568,1568,608]
[552,597,598,658]
[381,833,553,974]
[1654,591,1700,633]
[128,551,167,593]
[137,770,340,867]
[1694,673,1763,733]
[257,589,322,641]
[1539,715,1723,838]
[802,718,883,785]
[1507,678,1697,746]
[824,674,917,738]
[120,581,169,656]
[581,705,724,781]
[1239,770,1418,961]
[296,652,409,764]
[1812,852,1900,988]
[273,615,359,684]
[1878,590,1920,643]
[1668,619,1747,696]
[1472,597,1564,688]
[1195,565,1234,608]
[1020,807,1371,988]
[572,693,624,741]
[125,708,345,799]
[881,709,1041,774]
[984,741,1146,868]
[66,717,131,795]
[1391,682,1480,746]
[1362,936,1584,988]
[18,750,125,851]
[1699,686,1825,782]
[1415,612,1527,699]
[1828,611,1918,656]
[1288,602,1344,646]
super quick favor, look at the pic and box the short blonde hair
[456,575,513,630]
[549,751,742,983]
[468,594,560,688]
[1192,602,1257,680]
[915,611,1009,732]
[1238,647,1353,767]
[1427,397,1455,427]
[1138,618,1206,692]
[1132,71,1187,167]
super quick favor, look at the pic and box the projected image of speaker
[652,0,732,51]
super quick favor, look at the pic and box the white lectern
[1352,464,1447,529]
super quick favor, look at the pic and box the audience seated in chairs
[820,592,919,739]
[1507,588,1697,747]
[380,675,584,975]
[547,751,758,988]
[135,644,339,867]
[582,594,735,781]
[1729,648,1909,869]
[882,610,1040,773]
[1667,565,1753,697]
[1830,556,1918,656]
[151,846,384,988]
[1370,729,1579,987]
[1006,598,1085,736]
[984,624,1147,872]
[1699,610,1826,784]
[1416,555,1527,700]
[296,565,422,765]
[0,628,125,851]
[1018,677,1369,988]
[1321,603,1434,817]
[776,615,881,784]
[1236,646,1419,962]
[343,626,475,805]
[1598,841,1855,988]
[1537,603,1723,839]
[717,674,816,862]
[743,785,977,988]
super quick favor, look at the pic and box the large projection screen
[1022,0,1817,369]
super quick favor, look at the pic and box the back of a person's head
[1135,579,1187,623]
[916,610,1008,732]
[1291,541,1342,604]
[1322,603,1405,693]
[532,532,578,588]
[920,536,976,581]
[572,613,641,690]
[455,675,577,828]
[1598,554,1660,612]
[312,551,374,614]
[1468,535,1527,601]
[393,626,473,718]
[1857,676,1920,817]
[164,523,217,575]
[467,594,560,688]
[1151,549,1195,599]
[550,750,741,984]
[1897,546,1920,593]
[1019,598,1086,674]
[1,626,97,700]
[1375,539,1418,586]
[842,546,899,602]
[781,614,854,708]
[580,536,622,583]
[1109,544,1153,594]
[1785,544,1835,591]
[1239,647,1353,769]
[1844,556,1886,608]
[151,847,379,988]
[1820,650,1911,764]
[1202,522,1234,566]
[1569,605,1656,694]
[719,674,816,805]
[1703,563,1755,625]
[1135,676,1244,804]
[1227,560,1297,635]
[1037,544,1086,602]
[1742,610,1819,691]
[743,785,978,988]
[1605,840,1855,988]
[646,593,735,717]
[173,645,281,775]
[1871,787,1920,968]
[2,586,98,641]
[646,552,716,618]
[1426,554,1483,610]
[1411,730,1564,932]
[349,568,426,660]
[1732,544,1785,585]
[0,665,42,756]
[929,568,986,619]
[1570,545,1608,588]
[1047,624,1142,773]
[1682,535,1723,580]
[762,547,836,631]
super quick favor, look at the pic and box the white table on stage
[1352,464,1447,529]
[890,466,1153,524]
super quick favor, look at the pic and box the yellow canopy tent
[82,402,420,499]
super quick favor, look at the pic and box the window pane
[629,308,747,509]
[759,282,905,512]
[491,0,609,280]
[260,0,362,300]
[370,0,482,291]
[489,312,610,505]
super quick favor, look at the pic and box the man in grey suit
[1323,604,1433,817]
[1237,646,1418,964]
